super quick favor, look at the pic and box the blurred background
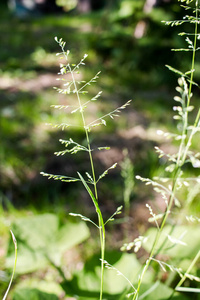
[0,0,200,299]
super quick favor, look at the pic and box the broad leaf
[13,288,58,300]
[6,214,90,274]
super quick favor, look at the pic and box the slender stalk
[98,215,106,300]
[68,52,105,300]
[78,173,106,300]
[3,231,17,300]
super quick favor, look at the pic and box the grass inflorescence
[41,36,131,300]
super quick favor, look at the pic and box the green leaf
[13,288,58,300]
[6,214,90,274]
[14,278,64,297]
[77,172,100,214]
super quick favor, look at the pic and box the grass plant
[41,37,131,300]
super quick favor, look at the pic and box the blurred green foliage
[0,0,185,208]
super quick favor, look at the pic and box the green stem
[99,215,106,300]
[3,231,17,300]
[69,58,105,300]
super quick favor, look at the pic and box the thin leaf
[77,172,100,214]
[3,230,17,300]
